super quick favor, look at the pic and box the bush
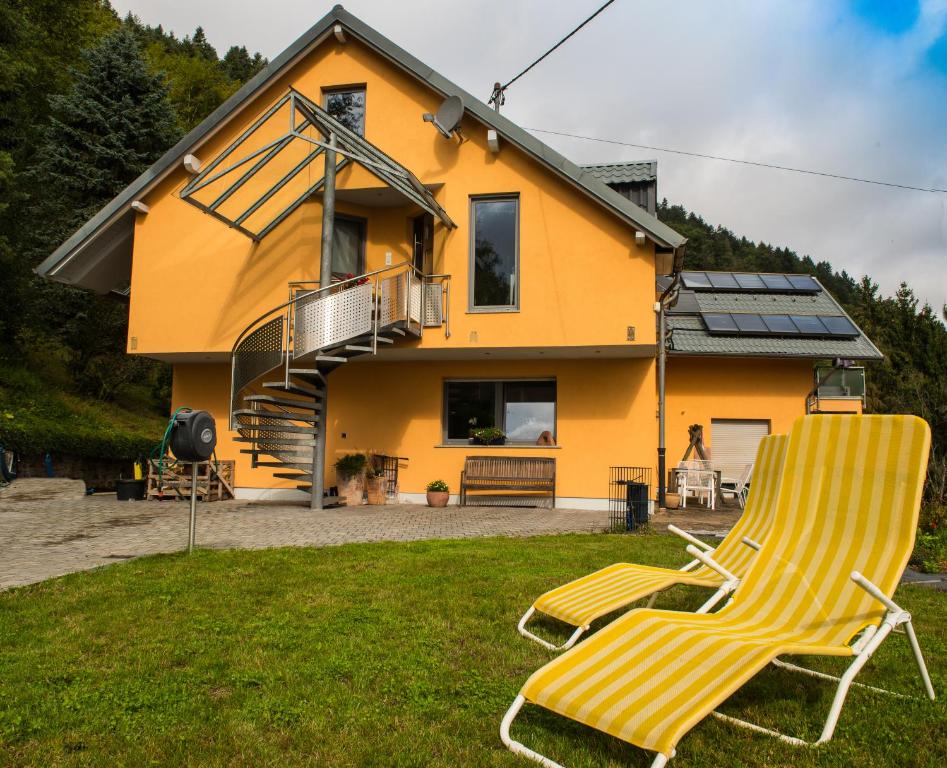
[426,479,448,493]
[334,453,367,479]
[912,530,947,574]
[0,365,165,460]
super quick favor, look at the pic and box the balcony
[806,365,866,414]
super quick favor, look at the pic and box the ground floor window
[443,379,556,443]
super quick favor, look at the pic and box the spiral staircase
[229,264,448,506]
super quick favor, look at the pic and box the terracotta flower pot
[338,474,365,506]
[426,490,449,508]
[665,492,681,510]
[366,476,388,505]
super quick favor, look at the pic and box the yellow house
[37,6,881,510]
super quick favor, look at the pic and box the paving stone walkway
[1,479,629,588]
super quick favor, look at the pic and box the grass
[1,533,946,767]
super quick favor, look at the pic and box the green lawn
[1,534,945,767]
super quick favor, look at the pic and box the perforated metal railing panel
[232,316,284,403]
[294,283,373,359]
[423,282,443,326]
[409,280,422,325]
[378,274,407,328]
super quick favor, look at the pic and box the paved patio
[0,479,745,589]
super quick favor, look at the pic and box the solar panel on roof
[734,273,766,290]
[791,315,828,334]
[708,272,740,289]
[820,315,859,337]
[761,274,793,291]
[761,314,799,334]
[681,271,712,289]
[787,274,820,292]
[702,313,739,332]
[732,313,768,333]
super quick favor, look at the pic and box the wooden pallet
[147,458,235,501]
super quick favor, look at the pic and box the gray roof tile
[583,161,657,184]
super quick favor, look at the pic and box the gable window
[324,87,366,135]
[470,196,518,311]
[443,379,555,444]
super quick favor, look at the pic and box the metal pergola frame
[180,89,455,240]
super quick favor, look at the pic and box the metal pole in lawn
[188,462,198,553]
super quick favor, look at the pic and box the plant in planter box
[365,460,388,505]
[426,479,449,507]
[469,427,506,446]
[335,453,367,506]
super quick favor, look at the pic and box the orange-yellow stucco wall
[172,357,656,502]
[664,357,813,468]
[128,35,657,358]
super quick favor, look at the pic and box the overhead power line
[525,127,947,195]
[489,0,616,109]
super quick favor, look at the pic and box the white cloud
[114,0,947,310]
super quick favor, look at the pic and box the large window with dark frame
[323,86,366,136]
[470,196,519,310]
[443,379,556,444]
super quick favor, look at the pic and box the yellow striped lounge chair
[519,434,788,651]
[502,415,935,768]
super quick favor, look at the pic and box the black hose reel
[170,410,217,462]
[169,410,217,553]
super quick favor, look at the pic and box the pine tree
[27,26,180,239]
[20,26,180,397]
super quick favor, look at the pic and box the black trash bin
[625,481,649,530]
[116,478,146,501]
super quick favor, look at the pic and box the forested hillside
[0,0,266,460]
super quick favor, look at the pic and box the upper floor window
[470,196,518,311]
[324,86,366,135]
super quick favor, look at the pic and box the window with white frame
[443,379,555,443]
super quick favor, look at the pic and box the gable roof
[583,161,657,184]
[36,4,685,292]
[657,272,883,360]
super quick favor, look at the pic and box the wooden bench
[460,456,556,508]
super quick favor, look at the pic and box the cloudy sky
[113,0,947,310]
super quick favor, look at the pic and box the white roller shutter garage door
[711,419,770,478]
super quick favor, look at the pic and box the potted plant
[365,464,388,505]
[335,453,367,506]
[426,479,449,507]
[470,426,506,446]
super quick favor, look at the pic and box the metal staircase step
[243,395,322,410]
[233,409,318,423]
[324,344,373,356]
[315,355,347,364]
[388,325,406,336]
[261,381,323,397]
[253,461,313,470]
[287,368,325,379]
[233,436,317,446]
[237,423,319,436]
[275,472,312,480]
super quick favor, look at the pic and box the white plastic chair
[720,463,752,508]
[676,460,715,510]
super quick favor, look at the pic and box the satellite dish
[422,95,464,138]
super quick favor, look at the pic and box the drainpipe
[311,132,338,511]
[656,248,684,510]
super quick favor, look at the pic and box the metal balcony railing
[229,261,450,427]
